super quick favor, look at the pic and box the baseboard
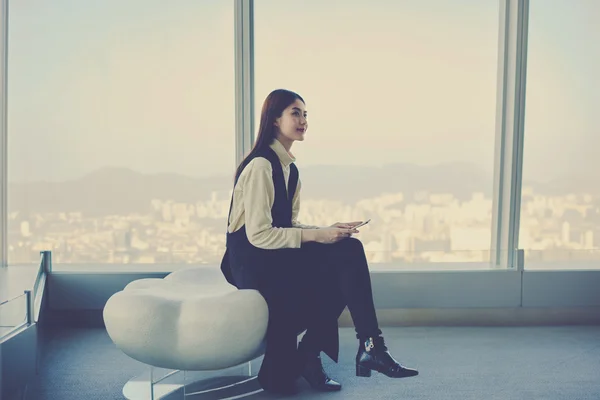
[40,306,600,329]
[41,310,105,328]
[338,307,600,327]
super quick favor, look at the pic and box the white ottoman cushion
[103,267,269,371]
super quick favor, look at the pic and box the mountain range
[7,163,598,216]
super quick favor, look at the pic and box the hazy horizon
[4,160,591,186]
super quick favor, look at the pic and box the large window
[520,0,600,268]
[8,1,234,265]
[255,0,500,268]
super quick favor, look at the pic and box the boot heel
[356,364,372,377]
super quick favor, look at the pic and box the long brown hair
[234,89,305,180]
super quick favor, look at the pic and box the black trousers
[232,236,381,388]
[299,237,382,353]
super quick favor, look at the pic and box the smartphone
[352,219,371,229]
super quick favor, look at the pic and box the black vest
[220,147,299,286]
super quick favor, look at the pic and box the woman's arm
[242,159,354,247]
[242,158,305,248]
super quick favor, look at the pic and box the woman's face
[274,99,308,144]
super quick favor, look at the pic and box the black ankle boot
[298,341,342,391]
[355,336,418,378]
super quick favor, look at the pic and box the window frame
[2,0,600,318]
[1,0,8,268]
[0,0,591,272]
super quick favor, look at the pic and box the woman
[220,89,418,394]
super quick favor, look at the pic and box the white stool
[103,266,269,399]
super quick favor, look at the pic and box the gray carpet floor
[26,326,600,400]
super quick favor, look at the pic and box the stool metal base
[123,360,264,400]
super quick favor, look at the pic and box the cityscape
[6,166,600,268]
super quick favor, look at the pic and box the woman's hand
[330,221,363,229]
[305,227,359,244]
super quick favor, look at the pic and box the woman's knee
[331,237,367,265]
[340,237,365,253]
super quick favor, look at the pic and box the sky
[6,0,599,184]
